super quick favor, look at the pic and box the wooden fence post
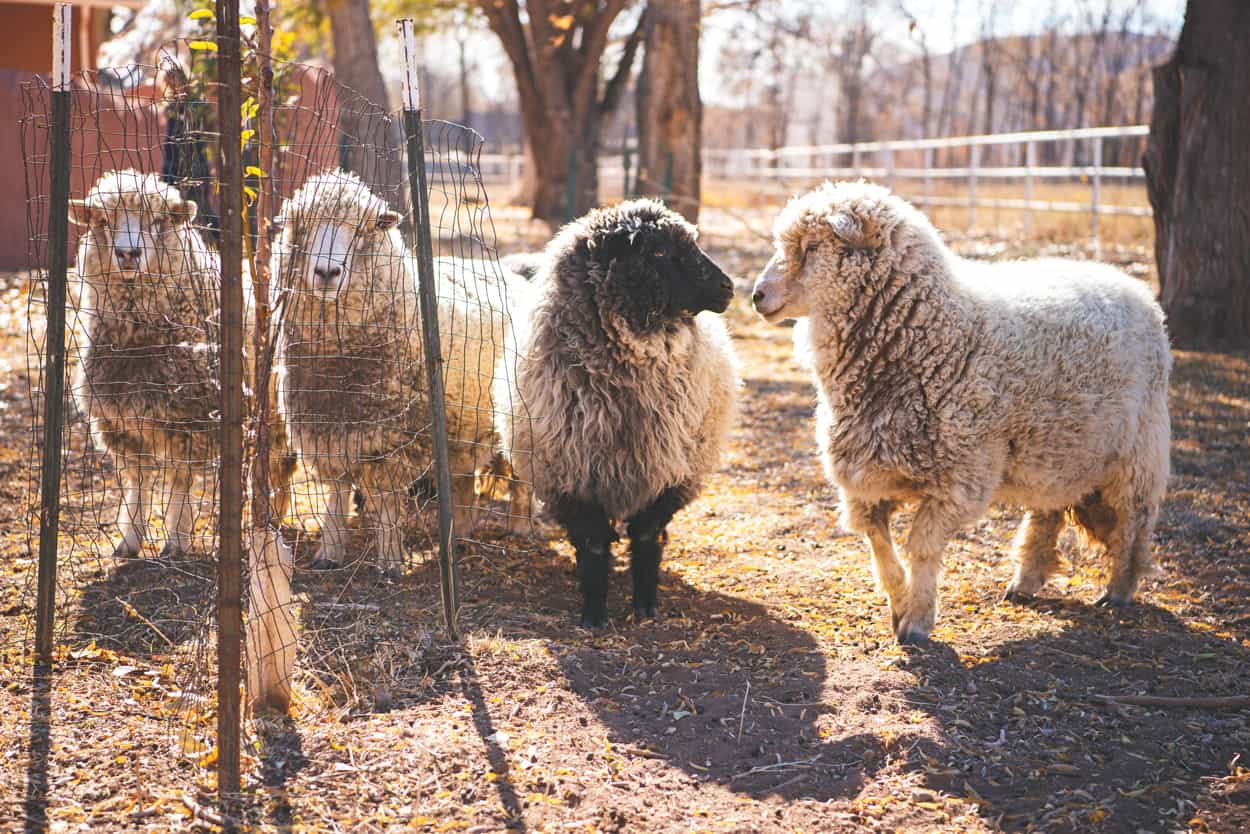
[215,0,244,812]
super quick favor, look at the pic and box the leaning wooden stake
[34,2,72,667]
[216,0,244,811]
[398,19,459,638]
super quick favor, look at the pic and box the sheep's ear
[68,199,97,227]
[828,211,863,244]
[376,210,401,231]
[169,199,197,226]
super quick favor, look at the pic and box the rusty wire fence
[19,20,533,817]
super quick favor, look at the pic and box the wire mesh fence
[19,35,534,808]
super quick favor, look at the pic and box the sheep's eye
[653,250,666,258]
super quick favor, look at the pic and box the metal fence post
[885,146,895,190]
[398,19,459,639]
[35,2,72,666]
[1024,141,1036,237]
[968,143,979,231]
[923,146,933,213]
[1091,137,1102,249]
[215,0,244,810]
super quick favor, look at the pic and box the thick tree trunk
[1144,1,1250,347]
[480,1,639,223]
[325,0,404,211]
[636,0,701,222]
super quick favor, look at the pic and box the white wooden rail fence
[477,125,1152,241]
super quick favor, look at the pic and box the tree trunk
[1144,1,1250,347]
[479,1,641,223]
[636,0,702,222]
[324,0,404,211]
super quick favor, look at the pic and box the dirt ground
[1,221,1249,834]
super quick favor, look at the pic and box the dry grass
[1,227,1247,833]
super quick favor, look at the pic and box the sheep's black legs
[551,495,617,627]
[626,486,694,620]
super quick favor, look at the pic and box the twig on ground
[1090,694,1250,710]
[738,678,750,744]
[114,596,175,649]
[732,754,823,780]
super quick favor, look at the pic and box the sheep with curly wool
[496,199,740,626]
[752,181,1171,643]
[69,169,296,560]
[273,169,520,574]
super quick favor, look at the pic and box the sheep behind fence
[19,45,533,788]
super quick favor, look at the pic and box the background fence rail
[479,125,1153,241]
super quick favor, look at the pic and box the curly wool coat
[754,180,1171,642]
[498,201,739,524]
[71,169,295,555]
[273,171,519,566]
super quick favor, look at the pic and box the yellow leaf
[199,747,218,767]
[189,40,218,52]
[189,9,213,20]
[549,14,574,30]
[246,165,267,178]
[240,16,256,25]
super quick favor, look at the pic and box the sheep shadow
[72,551,215,658]
[460,541,889,803]
[886,596,1250,833]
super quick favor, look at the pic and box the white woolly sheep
[752,181,1171,643]
[496,199,740,627]
[69,169,295,559]
[272,169,519,574]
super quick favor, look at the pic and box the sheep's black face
[591,207,734,333]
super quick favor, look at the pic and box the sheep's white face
[277,212,400,301]
[69,195,195,277]
[752,246,813,323]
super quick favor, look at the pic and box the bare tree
[1145,0,1250,346]
[477,0,644,221]
[636,0,702,221]
[325,0,405,209]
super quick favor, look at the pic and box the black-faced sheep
[272,170,518,574]
[496,199,740,626]
[69,169,295,559]
[752,181,1171,643]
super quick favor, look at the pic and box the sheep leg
[551,495,617,628]
[1004,509,1065,602]
[312,478,352,569]
[1096,501,1154,608]
[159,464,195,559]
[449,444,481,537]
[842,498,905,609]
[626,485,695,621]
[113,456,149,559]
[896,495,985,644]
[374,485,408,577]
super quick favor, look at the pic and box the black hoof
[308,557,341,571]
[896,628,930,646]
[1095,593,1129,609]
[579,612,607,629]
[1003,589,1035,605]
[633,604,660,622]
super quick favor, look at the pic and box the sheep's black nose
[752,289,765,304]
[115,247,139,259]
[314,265,342,281]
